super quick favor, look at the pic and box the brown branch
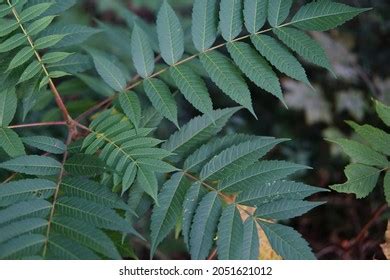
[348,203,388,248]
[8,121,67,129]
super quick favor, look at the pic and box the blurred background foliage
[2,0,389,259]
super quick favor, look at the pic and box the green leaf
[0,155,62,176]
[375,100,390,126]
[0,179,55,207]
[156,0,184,65]
[26,16,55,36]
[251,34,311,86]
[227,42,284,105]
[219,0,242,41]
[162,107,241,161]
[184,134,259,173]
[56,197,138,234]
[119,91,141,130]
[39,76,49,89]
[330,163,381,199]
[136,165,159,203]
[7,46,34,70]
[192,0,218,51]
[143,78,178,127]
[89,49,126,92]
[0,88,17,126]
[268,0,292,27]
[0,218,48,244]
[237,180,324,206]
[0,33,26,53]
[40,24,100,48]
[259,222,316,260]
[51,216,121,260]
[131,24,155,78]
[0,200,52,225]
[46,234,99,260]
[329,138,389,167]
[200,137,286,180]
[217,204,243,260]
[219,160,309,193]
[0,127,26,157]
[0,19,18,37]
[122,162,137,195]
[291,0,371,31]
[137,158,177,173]
[244,0,267,34]
[22,135,66,154]
[170,64,213,116]
[182,182,207,248]
[0,234,45,259]
[64,154,107,177]
[347,121,390,156]
[49,71,71,79]
[19,2,52,22]
[200,51,255,116]
[273,27,334,74]
[18,60,42,83]
[242,217,259,260]
[190,191,222,260]
[35,34,65,50]
[0,4,13,18]
[42,52,72,64]
[384,171,390,205]
[60,177,132,212]
[256,199,324,220]
[150,172,191,258]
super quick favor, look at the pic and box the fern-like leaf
[192,0,218,52]
[243,0,267,34]
[274,27,334,74]
[216,204,243,260]
[219,0,243,41]
[227,42,285,105]
[189,191,222,260]
[259,222,315,260]
[200,51,255,116]
[291,0,371,31]
[251,35,311,86]
[156,0,184,65]
[150,172,191,258]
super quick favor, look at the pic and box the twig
[8,121,67,129]
[348,203,388,248]
[207,248,217,260]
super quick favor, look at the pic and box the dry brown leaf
[238,205,282,260]
[380,220,390,260]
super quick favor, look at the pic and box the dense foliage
[0,0,370,260]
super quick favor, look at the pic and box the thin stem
[8,121,67,129]
[42,133,72,257]
[349,203,388,248]
[7,0,72,124]
[207,248,217,260]
[2,173,17,184]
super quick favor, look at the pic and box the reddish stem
[348,204,388,248]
